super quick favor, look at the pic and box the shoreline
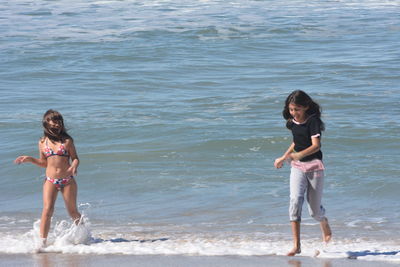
[0,253,397,267]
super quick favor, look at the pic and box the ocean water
[1,0,399,263]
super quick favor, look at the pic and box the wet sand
[0,253,397,267]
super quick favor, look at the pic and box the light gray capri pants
[289,166,326,222]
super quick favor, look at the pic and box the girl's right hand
[274,157,285,169]
[14,156,32,164]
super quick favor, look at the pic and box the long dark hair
[282,90,325,130]
[42,109,72,142]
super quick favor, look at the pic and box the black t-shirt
[286,115,323,162]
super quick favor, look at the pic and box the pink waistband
[291,159,325,173]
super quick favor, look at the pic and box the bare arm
[66,139,79,176]
[274,142,295,169]
[14,140,47,168]
[290,136,321,161]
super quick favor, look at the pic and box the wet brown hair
[42,109,72,142]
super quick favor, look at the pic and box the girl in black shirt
[274,90,331,256]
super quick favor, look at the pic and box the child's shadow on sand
[346,250,399,259]
[91,237,169,244]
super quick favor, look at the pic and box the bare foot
[74,216,84,226]
[34,238,47,253]
[288,259,301,266]
[320,218,332,243]
[287,247,301,256]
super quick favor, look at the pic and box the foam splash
[51,217,92,247]
[17,216,92,253]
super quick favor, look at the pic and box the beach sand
[0,254,397,267]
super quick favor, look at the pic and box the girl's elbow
[312,144,321,152]
[39,162,47,168]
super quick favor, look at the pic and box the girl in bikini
[274,90,332,256]
[15,109,81,247]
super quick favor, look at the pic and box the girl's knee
[42,206,54,218]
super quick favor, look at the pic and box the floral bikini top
[43,139,69,158]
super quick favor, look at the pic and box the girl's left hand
[68,165,78,176]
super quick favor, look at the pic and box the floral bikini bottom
[46,176,74,190]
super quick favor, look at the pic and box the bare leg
[61,178,81,224]
[40,180,58,243]
[287,221,301,256]
[320,218,332,243]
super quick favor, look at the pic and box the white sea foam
[0,228,400,262]
[0,222,399,263]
